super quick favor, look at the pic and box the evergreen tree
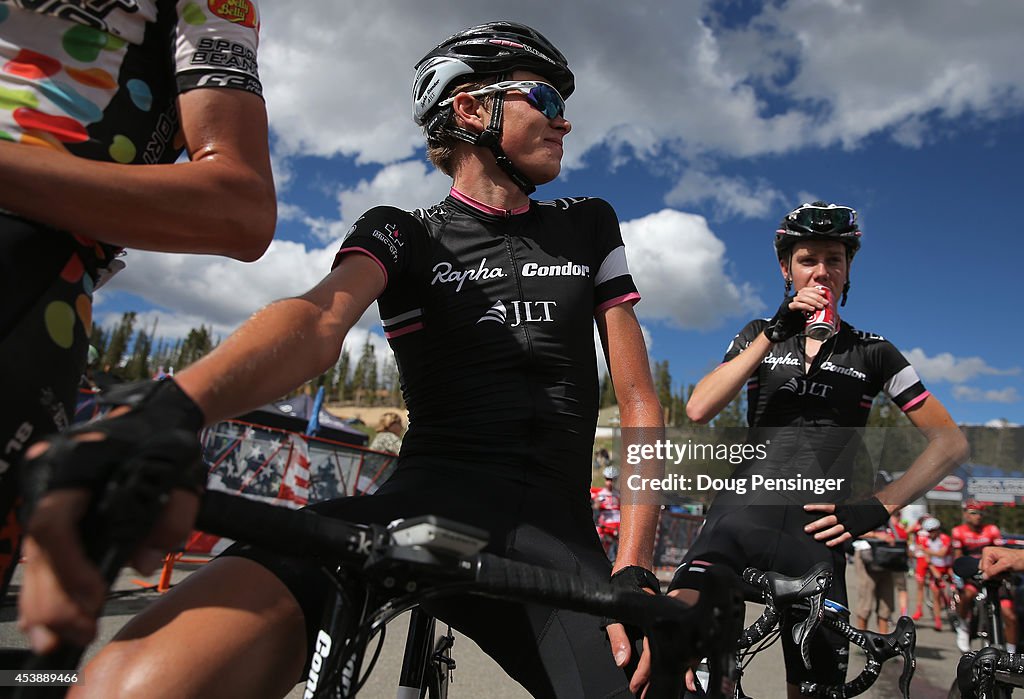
[90,325,109,364]
[653,360,673,424]
[124,317,158,380]
[176,325,215,369]
[333,348,351,402]
[103,311,136,370]
[713,391,747,428]
[352,337,378,406]
[599,372,617,408]
[384,355,403,407]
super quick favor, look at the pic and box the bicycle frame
[735,563,916,699]
[15,490,744,699]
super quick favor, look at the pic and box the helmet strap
[444,92,537,196]
[841,280,850,307]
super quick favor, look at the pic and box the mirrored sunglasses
[440,80,566,120]
[789,205,857,231]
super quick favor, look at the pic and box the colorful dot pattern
[2,1,261,354]
[0,1,261,169]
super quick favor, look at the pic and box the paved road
[0,563,966,698]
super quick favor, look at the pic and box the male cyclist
[0,0,275,598]
[676,202,968,697]
[920,517,953,632]
[19,21,678,699]
[593,466,622,559]
[953,501,1017,653]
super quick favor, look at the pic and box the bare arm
[687,287,830,423]
[176,253,385,423]
[806,396,969,545]
[874,397,970,513]
[685,332,770,424]
[0,89,275,261]
[597,302,664,572]
[595,302,664,681]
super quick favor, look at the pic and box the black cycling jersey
[723,318,929,499]
[228,190,644,697]
[726,318,928,428]
[334,191,639,494]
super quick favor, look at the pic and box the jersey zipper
[503,231,535,359]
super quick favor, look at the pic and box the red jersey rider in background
[909,514,931,619]
[919,517,952,631]
[592,466,621,558]
[953,501,1016,653]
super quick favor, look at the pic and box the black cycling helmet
[774,201,862,259]
[412,21,574,195]
[774,201,862,304]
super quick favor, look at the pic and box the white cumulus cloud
[903,348,1020,384]
[621,209,763,330]
[953,386,1021,404]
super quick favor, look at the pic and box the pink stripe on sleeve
[595,292,641,315]
[384,322,424,339]
[336,247,388,288]
[900,390,931,412]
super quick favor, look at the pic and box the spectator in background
[369,411,405,455]
[909,513,933,620]
[919,517,953,631]
[852,507,907,634]
[891,509,910,617]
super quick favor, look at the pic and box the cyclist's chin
[520,159,561,186]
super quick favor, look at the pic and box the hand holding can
[805,286,836,340]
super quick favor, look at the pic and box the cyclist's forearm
[685,335,771,423]
[0,142,275,261]
[174,260,381,423]
[174,298,343,423]
[615,503,660,572]
[877,431,969,511]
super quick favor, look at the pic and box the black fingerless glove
[602,565,661,631]
[763,295,805,343]
[22,379,206,505]
[610,565,662,595]
[834,496,890,539]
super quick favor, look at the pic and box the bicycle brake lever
[791,589,825,671]
[892,617,917,699]
[789,569,831,670]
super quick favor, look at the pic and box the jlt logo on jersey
[780,378,833,398]
[432,258,506,292]
[478,300,557,326]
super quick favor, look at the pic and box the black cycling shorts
[682,499,850,687]
[223,458,639,699]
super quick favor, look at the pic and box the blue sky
[96,1,1024,426]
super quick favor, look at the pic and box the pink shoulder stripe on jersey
[450,187,531,216]
[595,291,641,314]
[385,322,424,339]
[900,390,931,412]
[336,247,388,287]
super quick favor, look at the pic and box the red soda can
[805,286,836,340]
